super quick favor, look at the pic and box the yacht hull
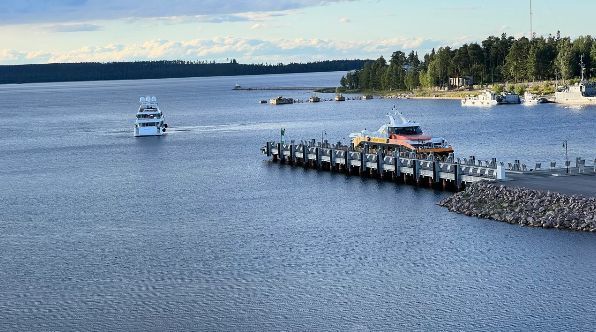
[134,127,164,137]
[461,100,498,107]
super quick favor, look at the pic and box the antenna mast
[580,54,585,81]
[529,0,533,39]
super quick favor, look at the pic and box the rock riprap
[438,181,596,232]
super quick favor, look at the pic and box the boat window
[137,114,161,119]
[391,126,422,135]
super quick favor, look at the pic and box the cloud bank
[0,0,352,25]
[0,36,447,65]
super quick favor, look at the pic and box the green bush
[514,84,526,95]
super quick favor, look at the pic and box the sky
[0,0,594,65]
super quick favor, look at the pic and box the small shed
[449,76,473,89]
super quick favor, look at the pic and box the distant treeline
[0,59,367,84]
[340,32,596,91]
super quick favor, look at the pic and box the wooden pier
[262,140,506,191]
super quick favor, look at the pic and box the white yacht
[522,91,546,106]
[134,96,167,137]
[269,96,294,105]
[461,90,520,106]
[461,90,499,106]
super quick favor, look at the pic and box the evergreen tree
[556,37,574,80]
[572,35,593,77]
[467,43,485,84]
[451,44,470,76]
[504,37,530,82]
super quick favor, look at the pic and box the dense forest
[340,33,596,91]
[0,59,366,84]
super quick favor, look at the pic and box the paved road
[504,172,596,197]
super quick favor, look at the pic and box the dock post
[302,145,308,168]
[280,143,286,163]
[496,162,506,180]
[433,161,441,184]
[330,149,335,171]
[266,141,272,157]
[315,147,321,169]
[272,142,279,162]
[455,164,462,191]
[359,152,365,175]
[346,151,351,175]
[377,151,384,178]
[394,156,401,180]
[290,144,296,164]
[413,159,420,185]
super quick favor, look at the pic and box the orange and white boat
[349,111,453,156]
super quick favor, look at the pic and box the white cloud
[0,36,448,65]
[250,23,266,30]
[44,23,103,32]
[0,0,354,25]
[339,17,351,23]
[0,49,52,64]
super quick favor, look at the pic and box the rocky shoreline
[438,181,596,232]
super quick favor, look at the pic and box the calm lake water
[1,72,595,331]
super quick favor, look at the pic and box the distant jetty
[233,86,333,91]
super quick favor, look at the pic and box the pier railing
[505,158,596,175]
[262,140,506,191]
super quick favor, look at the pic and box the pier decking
[262,140,506,191]
[505,169,596,197]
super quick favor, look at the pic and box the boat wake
[102,122,311,136]
[165,122,301,134]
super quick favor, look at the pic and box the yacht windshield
[390,126,422,135]
[137,113,161,119]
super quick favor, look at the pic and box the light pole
[563,140,568,174]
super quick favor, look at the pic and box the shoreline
[439,181,596,232]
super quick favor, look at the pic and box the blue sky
[0,0,593,65]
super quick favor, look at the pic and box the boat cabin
[388,125,423,136]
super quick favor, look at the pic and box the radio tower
[529,0,533,39]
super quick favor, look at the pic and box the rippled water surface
[1,72,595,331]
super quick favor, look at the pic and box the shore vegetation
[340,32,595,96]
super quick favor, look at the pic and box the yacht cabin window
[390,126,422,135]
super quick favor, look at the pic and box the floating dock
[262,140,506,191]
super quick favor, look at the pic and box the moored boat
[555,56,596,105]
[461,90,520,106]
[500,92,521,104]
[309,94,321,103]
[461,90,499,106]
[349,110,453,157]
[335,93,346,101]
[269,96,294,105]
[522,91,547,105]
